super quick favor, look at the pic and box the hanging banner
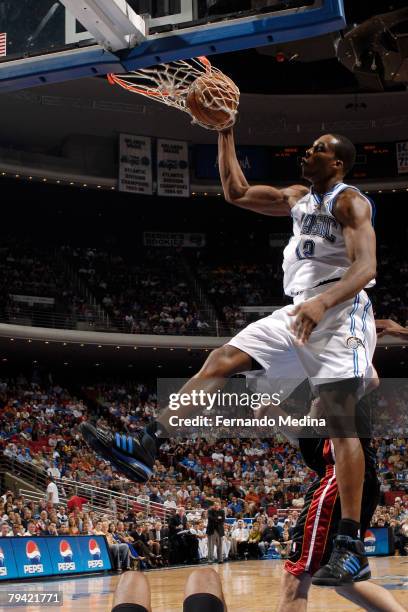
[119,134,153,194]
[143,232,206,248]
[396,141,408,175]
[157,139,190,198]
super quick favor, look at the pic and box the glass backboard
[0,0,95,63]
[0,0,345,91]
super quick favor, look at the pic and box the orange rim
[107,56,211,97]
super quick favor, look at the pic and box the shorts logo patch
[346,336,364,350]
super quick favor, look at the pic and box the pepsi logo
[88,539,101,560]
[0,547,6,576]
[364,529,376,553]
[88,538,103,569]
[59,540,73,562]
[25,541,41,564]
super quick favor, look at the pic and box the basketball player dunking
[82,130,379,585]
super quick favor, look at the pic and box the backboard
[0,0,346,92]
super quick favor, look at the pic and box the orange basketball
[186,72,239,130]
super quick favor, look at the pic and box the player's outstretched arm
[218,128,308,216]
[376,319,408,338]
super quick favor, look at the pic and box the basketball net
[107,56,240,130]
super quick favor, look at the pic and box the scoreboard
[194,141,401,182]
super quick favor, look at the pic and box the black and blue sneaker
[80,422,158,482]
[312,535,371,586]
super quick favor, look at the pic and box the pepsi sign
[0,541,18,579]
[88,538,103,569]
[363,527,392,556]
[24,541,44,574]
[58,540,76,572]
[0,546,7,577]
[1,536,112,581]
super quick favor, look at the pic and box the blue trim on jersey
[349,295,359,336]
[296,245,304,261]
[366,196,376,227]
[311,183,341,207]
[362,298,371,333]
[349,295,360,376]
[328,184,376,228]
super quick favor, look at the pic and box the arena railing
[55,477,171,520]
[0,308,234,336]
[0,455,170,520]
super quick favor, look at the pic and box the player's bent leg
[335,582,407,612]
[112,571,151,612]
[276,571,311,612]
[318,380,365,524]
[184,568,227,612]
[81,345,252,482]
[313,381,369,587]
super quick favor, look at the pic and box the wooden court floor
[1,558,407,612]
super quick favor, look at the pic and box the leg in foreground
[277,571,311,612]
[112,571,151,612]
[336,582,407,612]
[313,384,369,586]
[184,568,227,612]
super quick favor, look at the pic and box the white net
[108,56,240,130]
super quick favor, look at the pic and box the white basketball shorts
[228,287,376,393]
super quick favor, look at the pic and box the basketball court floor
[1,559,407,611]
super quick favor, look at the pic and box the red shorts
[284,464,379,577]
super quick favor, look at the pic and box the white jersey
[283,182,375,297]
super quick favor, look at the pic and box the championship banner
[143,232,206,248]
[396,141,408,174]
[157,139,190,198]
[119,134,153,195]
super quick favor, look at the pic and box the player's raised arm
[218,128,308,216]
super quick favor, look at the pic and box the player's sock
[338,519,361,539]
[312,535,370,587]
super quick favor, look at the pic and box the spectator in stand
[45,476,59,507]
[258,517,282,557]
[95,520,130,572]
[0,522,12,537]
[230,519,249,559]
[67,495,88,513]
[207,501,225,564]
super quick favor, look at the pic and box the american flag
[0,33,7,58]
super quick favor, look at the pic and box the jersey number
[296,240,315,260]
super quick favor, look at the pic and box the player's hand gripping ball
[186,71,240,131]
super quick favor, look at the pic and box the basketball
[186,72,240,130]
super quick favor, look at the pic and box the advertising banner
[0,536,112,581]
[364,528,392,556]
